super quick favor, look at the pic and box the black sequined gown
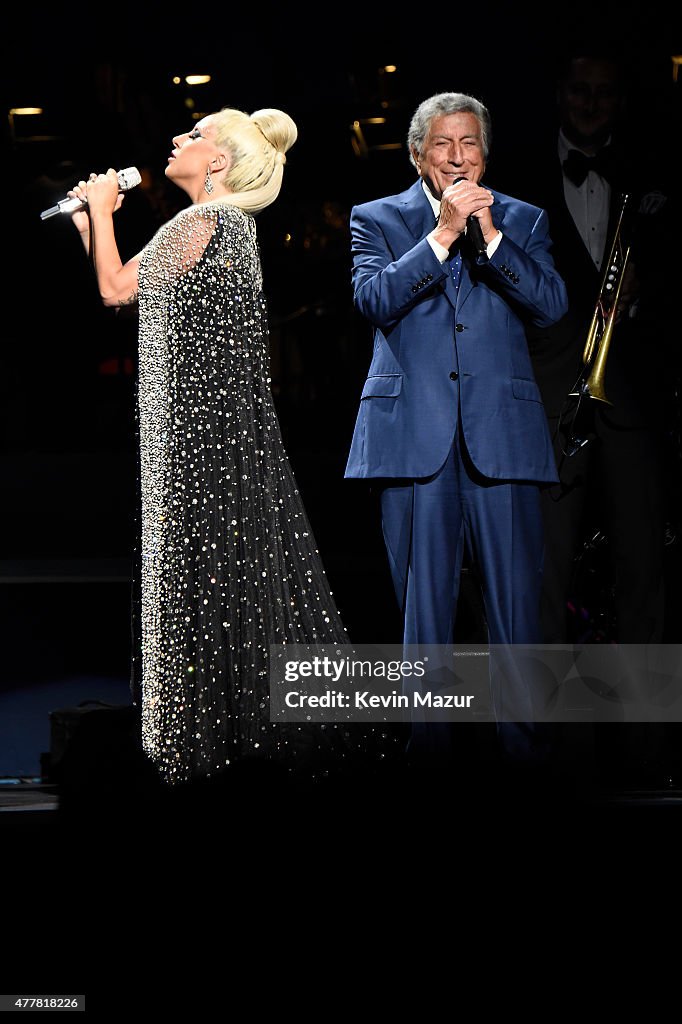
[135,200,362,784]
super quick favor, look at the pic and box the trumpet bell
[569,377,613,404]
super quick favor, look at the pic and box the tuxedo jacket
[345,179,568,482]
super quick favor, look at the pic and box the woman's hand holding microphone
[68,169,126,234]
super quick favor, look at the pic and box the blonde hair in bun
[210,106,297,214]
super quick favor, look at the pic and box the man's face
[413,112,486,200]
[558,58,622,151]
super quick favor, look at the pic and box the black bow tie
[562,146,615,187]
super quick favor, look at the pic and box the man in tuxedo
[345,92,567,760]
[522,54,668,646]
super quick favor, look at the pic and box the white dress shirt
[558,129,611,271]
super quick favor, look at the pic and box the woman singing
[68,107,370,784]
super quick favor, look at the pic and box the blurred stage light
[186,75,211,85]
[8,106,46,143]
[351,117,402,159]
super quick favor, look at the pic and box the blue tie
[450,250,462,290]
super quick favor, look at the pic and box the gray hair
[407,92,492,167]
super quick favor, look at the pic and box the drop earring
[204,168,214,195]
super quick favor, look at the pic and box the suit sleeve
[350,204,450,331]
[486,208,568,328]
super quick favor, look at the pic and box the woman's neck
[185,183,234,205]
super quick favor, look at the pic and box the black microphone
[453,176,488,262]
[40,167,141,220]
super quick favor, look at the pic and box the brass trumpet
[569,193,631,405]
[560,194,632,457]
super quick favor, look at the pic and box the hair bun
[250,108,298,156]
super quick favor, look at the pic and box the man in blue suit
[346,92,568,757]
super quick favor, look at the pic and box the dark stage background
[1,6,681,776]
[1,6,682,1009]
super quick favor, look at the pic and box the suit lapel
[397,180,435,241]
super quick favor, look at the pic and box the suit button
[450,371,459,381]
[455,323,464,332]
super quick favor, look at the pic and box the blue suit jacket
[345,180,568,483]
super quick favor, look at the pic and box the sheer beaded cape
[135,200,358,784]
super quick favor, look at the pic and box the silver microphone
[40,166,142,220]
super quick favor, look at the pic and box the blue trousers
[379,427,546,761]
